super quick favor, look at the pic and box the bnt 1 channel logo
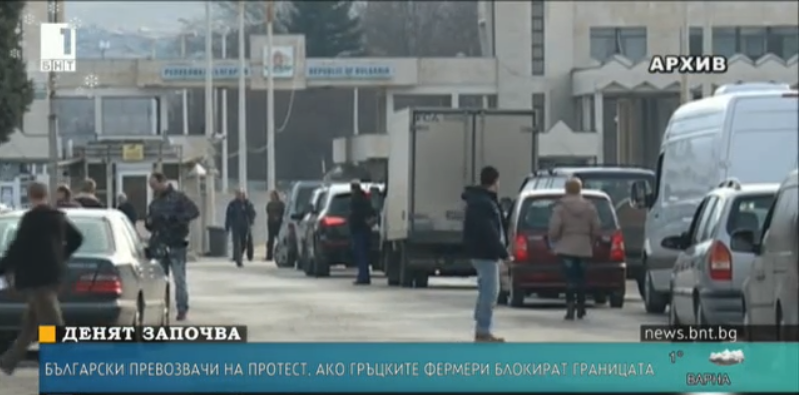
[40,22,76,72]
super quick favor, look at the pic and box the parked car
[662,180,778,326]
[738,170,798,340]
[301,183,384,277]
[0,209,170,350]
[519,166,653,291]
[274,181,323,268]
[634,83,798,315]
[295,187,328,271]
[498,189,627,308]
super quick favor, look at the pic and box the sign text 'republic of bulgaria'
[306,63,394,80]
[40,23,76,72]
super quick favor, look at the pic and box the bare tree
[362,1,480,57]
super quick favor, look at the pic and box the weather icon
[709,349,744,366]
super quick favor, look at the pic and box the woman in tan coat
[548,178,601,320]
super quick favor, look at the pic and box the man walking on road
[226,189,256,267]
[462,166,508,342]
[74,178,105,208]
[0,182,83,375]
[349,180,376,285]
[265,191,285,261]
[145,172,199,321]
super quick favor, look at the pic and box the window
[532,93,545,132]
[590,27,647,62]
[689,27,703,55]
[0,217,113,254]
[531,1,545,75]
[292,185,319,215]
[686,198,711,243]
[726,194,774,237]
[696,197,724,242]
[518,195,617,231]
[713,26,799,60]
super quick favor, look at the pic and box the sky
[65,1,205,32]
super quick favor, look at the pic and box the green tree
[0,1,33,142]
[284,1,363,57]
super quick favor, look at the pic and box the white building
[474,1,798,167]
[8,1,799,176]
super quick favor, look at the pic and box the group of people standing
[463,166,601,342]
[0,171,199,375]
[224,190,287,267]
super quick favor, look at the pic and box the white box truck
[378,108,538,287]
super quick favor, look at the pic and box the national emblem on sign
[83,73,100,89]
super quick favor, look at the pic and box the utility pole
[204,2,216,226]
[220,26,230,193]
[47,0,60,203]
[265,1,276,191]
[237,1,248,188]
[679,2,691,104]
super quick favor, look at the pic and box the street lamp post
[679,3,691,103]
[219,26,230,193]
[237,1,248,188]
[265,1,276,191]
[47,1,61,204]
[204,2,217,227]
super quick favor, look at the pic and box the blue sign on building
[306,64,394,79]
[161,65,250,80]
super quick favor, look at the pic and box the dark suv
[519,166,654,293]
[301,183,384,277]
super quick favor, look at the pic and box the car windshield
[518,195,617,231]
[550,173,654,206]
[726,194,774,236]
[0,216,113,254]
[328,189,384,217]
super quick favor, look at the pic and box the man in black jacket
[349,181,375,285]
[146,172,199,321]
[0,182,83,375]
[116,193,137,224]
[225,189,256,267]
[462,166,507,342]
[55,184,80,208]
[74,178,105,208]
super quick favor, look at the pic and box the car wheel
[508,286,525,308]
[497,290,509,305]
[608,291,624,308]
[160,286,171,326]
[594,294,608,305]
[384,247,400,286]
[668,295,680,327]
[694,297,708,325]
[636,274,645,298]
[644,271,668,314]
[133,300,143,327]
[313,251,331,278]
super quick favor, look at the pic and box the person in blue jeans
[146,172,200,321]
[462,166,508,342]
[349,181,376,285]
[547,178,601,320]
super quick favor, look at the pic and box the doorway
[117,170,152,223]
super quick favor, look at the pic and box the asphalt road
[8,259,667,393]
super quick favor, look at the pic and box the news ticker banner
[38,325,247,343]
[40,342,796,393]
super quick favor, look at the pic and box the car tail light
[74,273,122,295]
[708,241,732,281]
[320,216,346,227]
[513,234,528,262]
[609,230,626,262]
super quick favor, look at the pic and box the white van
[631,82,799,314]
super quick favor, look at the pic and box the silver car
[739,170,798,340]
[663,181,778,326]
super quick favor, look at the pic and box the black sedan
[0,209,170,349]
